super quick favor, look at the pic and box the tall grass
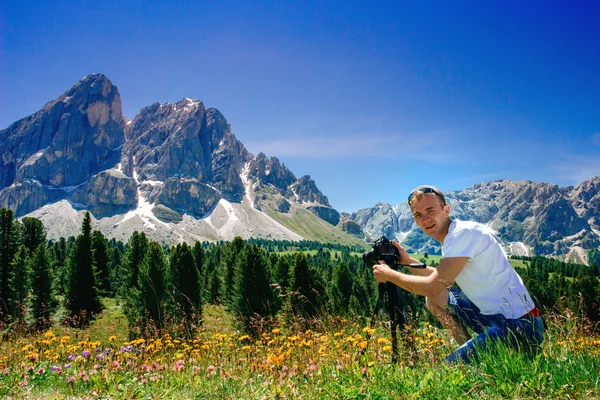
[0,302,598,399]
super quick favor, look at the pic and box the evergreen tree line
[1,206,598,340]
[512,255,600,323]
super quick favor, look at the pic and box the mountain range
[1,74,598,263]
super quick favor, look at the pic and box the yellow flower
[272,328,281,334]
[44,331,56,339]
[238,335,250,341]
[109,335,117,342]
[383,345,392,352]
[358,341,368,349]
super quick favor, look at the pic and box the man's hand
[392,240,412,264]
[372,261,393,283]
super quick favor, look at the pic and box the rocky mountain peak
[246,152,296,191]
[0,74,125,215]
[288,175,330,207]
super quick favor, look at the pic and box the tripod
[367,278,409,364]
[364,261,425,364]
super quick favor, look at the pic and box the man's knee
[426,290,449,314]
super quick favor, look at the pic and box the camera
[363,236,401,267]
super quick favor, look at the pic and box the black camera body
[363,236,401,267]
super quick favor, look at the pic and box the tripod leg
[361,284,387,358]
[387,282,401,364]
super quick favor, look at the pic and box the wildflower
[67,354,75,361]
[66,376,76,383]
[36,367,45,375]
[207,365,216,373]
[109,335,117,342]
[19,380,28,387]
[82,350,90,358]
[272,328,281,334]
[96,354,105,361]
[238,335,250,341]
[172,359,185,372]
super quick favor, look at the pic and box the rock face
[2,74,346,244]
[0,74,125,215]
[307,205,340,226]
[351,178,600,260]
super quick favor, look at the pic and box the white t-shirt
[443,219,535,319]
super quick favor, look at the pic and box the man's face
[409,193,451,241]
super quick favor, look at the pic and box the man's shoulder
[449,219,494,238]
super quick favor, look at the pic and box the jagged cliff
[0,74,358,246]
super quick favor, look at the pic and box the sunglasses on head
[407,186,446,205]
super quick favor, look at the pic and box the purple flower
[51,366,59,372]
[67,354,75,361]
[96,354,105,361]
[65,363,71,369]
[82,350,90,358]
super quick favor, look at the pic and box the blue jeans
[445,288,544,364]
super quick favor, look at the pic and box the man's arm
[372,256,469,297]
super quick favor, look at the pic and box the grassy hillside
[256,187,367,248]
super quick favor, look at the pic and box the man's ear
[444,204,450,218]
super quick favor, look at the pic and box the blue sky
[1,1,599,212]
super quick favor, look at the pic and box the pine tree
[231,244,274,333]
[329,261,354,315]
[122,231,148,292]
[170,242,202,337]
[288,252,326,319]
[0,208,20,321]
[107,246,123,297]
[20,217,46,255]
[64,212,102,325]
[219,237,245,308]
[204,256,219,304]
[30,244,56,330]
[8,245,31,322]
[138,241,169,332]
[192,241,205,303]
[50,237,68,295]
[571,271,600,322]
[91,231,110,295]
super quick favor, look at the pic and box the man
[372,185,544,363]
